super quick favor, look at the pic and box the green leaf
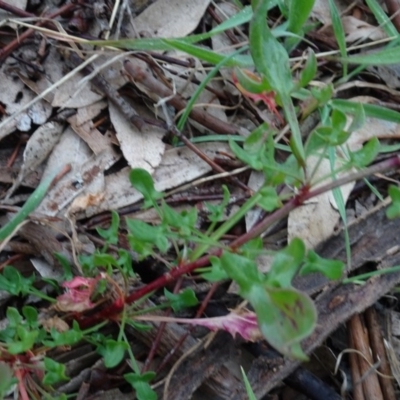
[328,0,347,76]
[219,251,261,294]
[164,39,251,67]
[204,185,230,223]
[250,1,292,94]
[257,186,281,212]
[229,138,263,170]
[0,169,59,241]
[298,50,317,88]
[267,238,306,288]
[300,250,345,279]
[340,45,400,65]
[347,103,366,133]
[117,249,135,277]
[0,362,17,396]
[161,202,197,236]
[7,307,22,327]
[387,185,400,219]
[250,0,305,166]
[249,285,316,360]
[311,84,334,106]
[234,67,268,93]
[54,253,73,281]
[8,327,38,354]
[332,99,400,123]
[164,288,198,312]
[98,339,129,368]
[331,108,347,132]
[22,306,38,328]
[287,0,315,34]
[126,219,169,254]
[97,210,120,244]
[365,0,399,37]
[314,126,350,147]
[44,325,83,347]
[42,358,68,386]
[0,266,35,296]
[129,168,163,205]
[348,137,380,168]
[124,371,157,400]
[202,256,230,282]
[241,367,257,400]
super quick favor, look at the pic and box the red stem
[77,155,400,329]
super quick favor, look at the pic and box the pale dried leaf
[245,170,264,231]
[37,127,118,216]
[0,65,50,140]
[68,101,115,155]
[5,121,64,197]
[109,101,165,172]
[39,149,118,216]
[133,0,212,38]
[343,16,386,43]
[288,157,354,249]
[76,142,233,218]
[52,73,103,108]
[30,258,64,280]
[311,0,348,25]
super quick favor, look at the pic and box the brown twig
[348,314,384,399]
[67,53,144,130]
[0,2,77,62]
[207,5,241,45]
[348,327,364,400]
[365,307,397,400]
[123,59,246,135]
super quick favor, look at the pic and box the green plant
[2,1,400,398]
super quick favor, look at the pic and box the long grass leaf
[0,170,59,241]
[163,39,251,67]
[332,99,400,122]
[328,0,348,76]
[249,0,305,165]
[365,0,399,38]
[177,46,249,130]
[340,45,400,65]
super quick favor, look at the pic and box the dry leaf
[342,16,386,42]
[37,127,118,216]
[133,0,212,38]
[76,142,233,218]
[5,121,65,198]
[52,73,103,108]
[109,101,166,173]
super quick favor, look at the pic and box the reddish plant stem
[77,155,400,329]
[0,0,33,17]
[0,2,77,62]
[141,277,183,373]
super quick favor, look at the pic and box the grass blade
[0,170,59,241]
